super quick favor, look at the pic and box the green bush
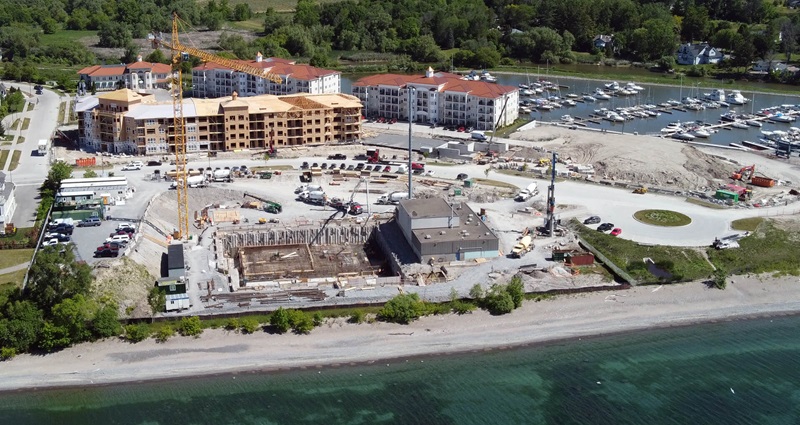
[348,310,365,324]
[270,307,292,334]
[224,318,240,331]
[469,284,484,300]
[378,293,425,324]
[312,312,324,327]
[288,310,314,334]
[483,284,515,315]
[124,323,151,343]
[1,346,17,360]
[239,318,260,334]
[155,326,175,343]
[178,316,203,337]
[451,300,476,315]
[507,276,524,309]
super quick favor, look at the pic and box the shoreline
[1,274,799,392]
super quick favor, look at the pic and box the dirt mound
[93,257,157,318]
[512,126,733,190]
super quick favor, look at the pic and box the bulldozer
[537,157,551,167]
[633,187,648,194]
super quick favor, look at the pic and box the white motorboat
[593,89,611,100]
[731,121,749,129]
[746,119,763,127]
[719,101,730,107]
[691,128,711,138]
[519,84,530,89]
[728,90,748,105]
[521,89,534,96]
[481,70,497,83]
[604,81,620,91]
[566,93,578,98]
[563,99,577,106]
[561,115,574,122]
[625,82,645,91]
[667,99,681,106]
[660,123,683,133]
[583,95,596,102]
[673,132,696,141]
[704,89,726,102]
[770,114,796,123]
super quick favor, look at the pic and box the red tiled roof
[80,65,127,77]
[191,57,337,81]
[127,62,171,73]
[353,72,517,98]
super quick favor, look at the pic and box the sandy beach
[1,274,799,392]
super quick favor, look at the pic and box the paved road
[3,83,63,227]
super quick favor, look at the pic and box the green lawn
[9,151,21,171]
[633,209,692,227]
[575,220,714,283]
[9,119,19,130]
[707,221,800,276]
[17,136,25,145]
[0,248,34,270]
[26,103,34,111]
[39,30,96,46]
[58,102,66,125]
[0,268,27,290]
[731,217,764,232]
[21,118,30,131]
[488,118,529,138]
[0,150,9,168]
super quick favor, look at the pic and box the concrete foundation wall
[223,224,378,253]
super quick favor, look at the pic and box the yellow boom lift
[157,14,282,238]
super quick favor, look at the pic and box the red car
[610,228,622,236]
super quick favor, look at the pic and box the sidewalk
[0,261,30,275]
[1,99,29,172]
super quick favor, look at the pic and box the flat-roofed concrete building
[75,89,362,154]
[192,53,340,98]
[396,198,499,263]
[352,67,518,131]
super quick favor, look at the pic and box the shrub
[1,347,17,360]
[378,293,425,324]
[348,310,365,324]
[270,307,292,334]
[239,318,260,334]
[312,312,324,327]
[469,284,484,300]
[155,326,175,343]
[287,310,314,334]
[712,268,728,290]
[483,285,515,315]
[451,300,476,315]
[124,324,151,343]
[178,316,203,337]
[507,276,525,309]
[224,318,240,331]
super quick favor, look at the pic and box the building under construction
[75,89,363,154]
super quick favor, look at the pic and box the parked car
[42,238,60,247]
[300,161,309,169]
[610,228,622,236]
[328,153,347,160]
[355,163,365,170]
[346,164,355,171]
[105,234,130,244]
[597,223,614,232]
[116,223,136,232]
[583,216,601,225]
[383,166,391,172]
[98,241,125,250]
[45,233,71,242]
[311,163,319,168]
[320,163,328,169]
[94,246,119,257]
[49,223,74,235]
[147,160,162,166]
[121,164,141,171]
[77,217,101,227]
[339,163,347,169]
[456,173,469,180]
[353,154,368,161]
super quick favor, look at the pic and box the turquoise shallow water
[1,315,799,424]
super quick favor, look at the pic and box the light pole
[407,86,415,199]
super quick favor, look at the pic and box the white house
[677,43,724,65]
[0,172,16,233]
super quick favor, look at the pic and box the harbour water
[2,314,799,424]
[341,74,800,148]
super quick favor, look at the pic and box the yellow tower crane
[158,13,283,238]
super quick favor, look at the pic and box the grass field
[575,220,714,283]
[707,221,800,276]
[731,217,764,231]
[40,30,96,46]
[9,119,19,130]
[9,151,21,171]
[473,178,518,190]
[226,0,339,12]
[0,150,9,168]
[0,268,27,290]
[21,118,30,130]
[26,103,34,111]
[488,118,529,138]
[633,209,692,227]
[0,248,34,270]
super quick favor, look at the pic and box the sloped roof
[79,65,127,77]
[127,61,171,73]
[97,89,150,103]
[191,57,337,81]
[353,72,517,98]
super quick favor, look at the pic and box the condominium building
[352,68,518,131]
[77,55,171,91]
[75,89,362,154]
[192,53,340,98]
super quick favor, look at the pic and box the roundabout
[633,209,692,227]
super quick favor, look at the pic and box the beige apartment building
[76,89,362,154]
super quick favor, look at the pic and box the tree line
[0,0,798,85]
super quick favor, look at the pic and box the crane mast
[165,13,283,239]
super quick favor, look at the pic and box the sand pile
[93,257,157,318]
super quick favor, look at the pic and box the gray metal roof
[167,244,184,270]
[411,202,497,244]
[398,197,455,219]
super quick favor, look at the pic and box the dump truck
[510,235,533,258]
[377,191,410,205]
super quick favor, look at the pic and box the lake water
[342,73,800,148]
[2,314,799,424]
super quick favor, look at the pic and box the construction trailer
[715,189,739,203]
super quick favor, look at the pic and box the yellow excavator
[633,187,648,194]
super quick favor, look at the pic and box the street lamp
[407,86,416,199]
